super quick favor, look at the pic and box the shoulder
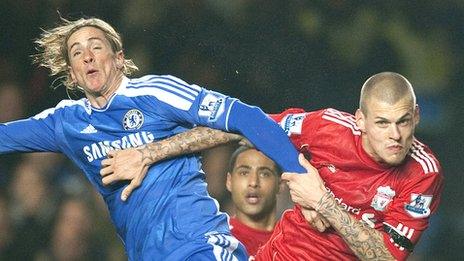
[406,138,442,176]
[33,99,88,120]
[119,75,203,110]
[319,108,361,136]
[125,74,202,92]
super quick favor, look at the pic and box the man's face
[226,149,281,219]
[356,97,420,166]
[67,26,123,97]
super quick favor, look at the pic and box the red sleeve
[382,165,444,260]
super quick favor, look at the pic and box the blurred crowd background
[0,0,462,260]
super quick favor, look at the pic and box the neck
[88,73,123,108]
[235,210,277,231]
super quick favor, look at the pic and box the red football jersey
[230,217,274,257]
[256,108,444,261]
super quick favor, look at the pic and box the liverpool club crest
[371,186,396,211]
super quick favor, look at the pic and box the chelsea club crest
[123,109,144,130]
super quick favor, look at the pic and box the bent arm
[284,155,395,260]
[137,126,242,165]
[317,193,395,260]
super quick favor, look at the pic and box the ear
[68,66,77,83]
[277,178,285,194]
[414,105,420,125]
[355,109,366,132]
[115,51,124,69]
[226,172,232,192]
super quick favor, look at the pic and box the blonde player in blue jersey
[0,17,305,260]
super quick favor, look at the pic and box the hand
[238,137,254,148]
[281,154,326,209]
[300,207,331,232]
[100,148,149,201]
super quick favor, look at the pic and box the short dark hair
[227,146,282,175]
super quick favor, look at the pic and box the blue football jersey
[0,74,302,259]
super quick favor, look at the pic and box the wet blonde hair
[33,17,138,92]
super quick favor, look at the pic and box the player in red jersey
[102,72,443,260]
[226,146,283,257]
[256,72,443,260]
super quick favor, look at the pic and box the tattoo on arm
[317,193,395,260]
[137,127,241,165]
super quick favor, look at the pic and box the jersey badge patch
[280,113,306,136]
[123,109,144,130]
[371,186,396,211]
[405,194,432,218]
[327,164,337,173]
[198,93,225,122]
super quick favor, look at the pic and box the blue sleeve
[146,75,304,173]
[227,101,305,173]
[0,108,59,154]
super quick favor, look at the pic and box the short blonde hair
[33,17,138,91]
[359,72,416,115]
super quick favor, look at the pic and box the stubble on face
[359,97,418,166]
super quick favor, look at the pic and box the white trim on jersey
[32,99,87,120]
[409,140,439,174]
[384,222,414,251]
[122,75,206,111]
[161,75,202,92]
[130,75,200,100]
[206,233,240,261]
[121,86,194,111]
[322,108,361,135]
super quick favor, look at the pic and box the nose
[248,172,259,188]
[389,123,401,141]
[83,48,94,63]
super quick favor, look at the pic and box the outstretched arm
[282,154,395,260]
[100,127,244,201]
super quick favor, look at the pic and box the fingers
[313,218,327,232]
[298,153,313,173]
[121,182,139,201]
[281,173,291,181]
[120,166,147,201]
[320,215,330,228]
[102,173,117,186]
[238,138,254,148]
[100,165,113,177]
[107,150,116,158]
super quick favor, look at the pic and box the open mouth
[246,192,260,204]
[87,69,98,75]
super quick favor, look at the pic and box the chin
[383,156,406,166]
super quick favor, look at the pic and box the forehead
[235,149,276,168]
[67,26,107,49]
[366,96,414,119]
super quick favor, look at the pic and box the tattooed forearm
[317,193,395,261]
[136,127,242,165]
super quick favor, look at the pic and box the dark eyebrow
[234,165,276,174]
[234,165,251,171]
[257,166,277,173]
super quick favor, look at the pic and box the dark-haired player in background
[226,146,282,257]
